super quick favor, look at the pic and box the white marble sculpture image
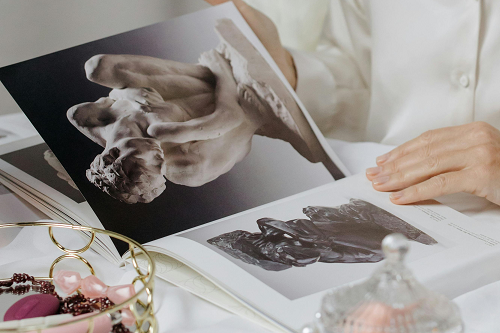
[67,19,327,204]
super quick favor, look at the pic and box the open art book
[2,3,500,332]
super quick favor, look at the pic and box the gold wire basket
[0,222,157,333]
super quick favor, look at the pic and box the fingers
[365,134,485,182]
[369,148,473,192]
[85,54,214,99]
[365,122,500,204]
[367,122,500,204]
[388,170,479,205]
[148,50,244,143]
[375,123,486,166]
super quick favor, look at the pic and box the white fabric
[454,280,500,333]
[284,0,500,145]
[244,0,329,52]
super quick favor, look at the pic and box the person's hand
[204,0,297,89]
[365,122,500,205]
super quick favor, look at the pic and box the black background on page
[0,11,336,253]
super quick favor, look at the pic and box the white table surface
[1,113,499,332]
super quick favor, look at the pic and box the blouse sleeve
[290,0,371,141]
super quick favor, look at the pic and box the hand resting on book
[367,122,500,206]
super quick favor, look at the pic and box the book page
[0,137,120,262]
[147,174,500,332]
[0,3,347,252]
[134,252,287,333]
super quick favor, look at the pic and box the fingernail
[372,176,390,185]
[376,153,390,165]
[390,191,404,200]
[366,167,382,176]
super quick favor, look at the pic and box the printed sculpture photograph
[67,19,330,204]
[208,199,438,271]
[0,6,340,246]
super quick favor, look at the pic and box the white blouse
[277,0,500,145]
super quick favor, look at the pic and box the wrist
[275,48,297,90]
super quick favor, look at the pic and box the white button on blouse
[460,75,470,88]
[289,0,498,145]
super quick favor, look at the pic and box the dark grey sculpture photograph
[207,199,438,271]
